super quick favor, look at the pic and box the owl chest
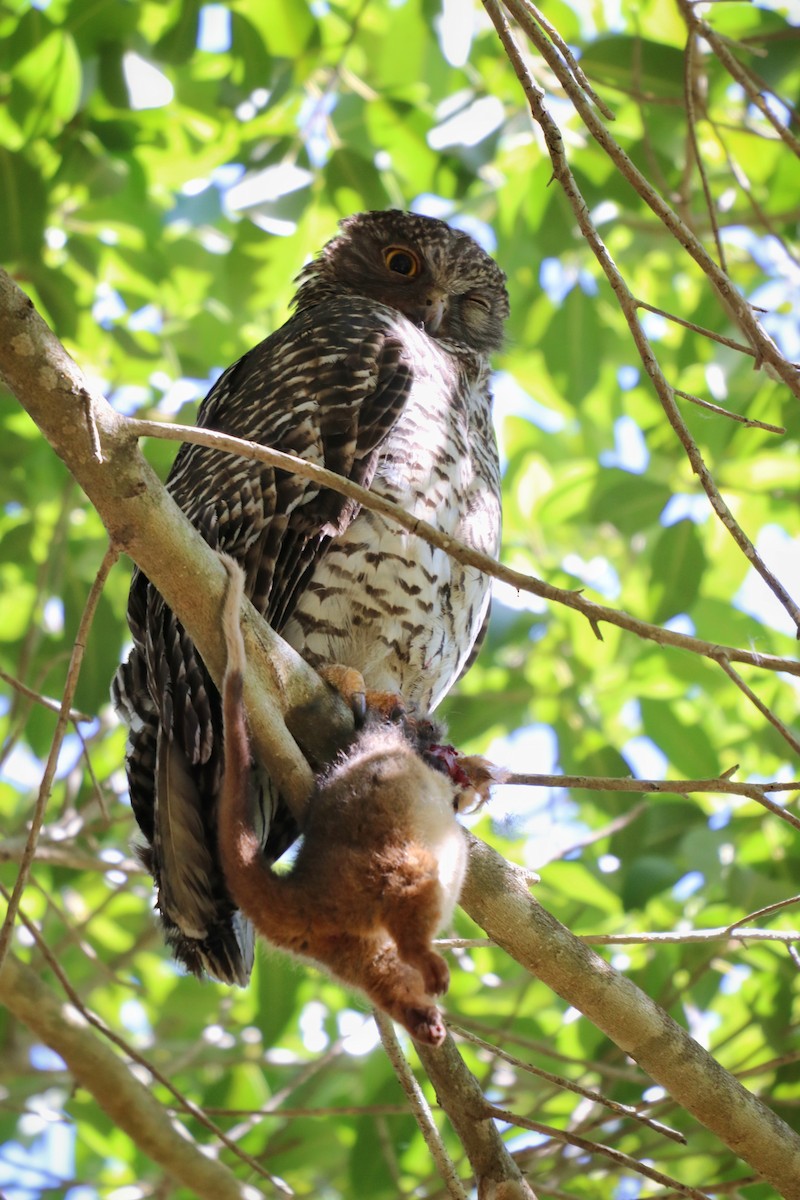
[282,370,501,709]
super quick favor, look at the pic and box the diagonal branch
[461,834,800,1197]
[126,418,800,678]
[502,0,800,398]
[0,545,117,976]
[0,953,271,1200]
[484,0,800,637]
[0,264,352,822]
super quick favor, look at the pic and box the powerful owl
[112,209,509,984]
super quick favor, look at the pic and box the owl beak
[409,291,448,335]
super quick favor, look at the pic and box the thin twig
[485,1,800,636]
[582,928,800,946]
[482,1103,712,1199]
[0,953,269,1200]
[683,28,727,269]
[374,1012,468,1200]
[725,894,800,935]
[709,114,800,269]
[127,416,800,678]
[504,770,800,797]
[716,656,800,756]
[635,299,763,358]
[0,840,142,874]
[683,3,800,159]
[0,881,290,1192]
[674,389,785,434]
[0,668,93,722]
[451,1024,685,1144]
[498,0,800,398]
[551,802,648,856]
[0,544,118,974]
[502,768,800,832]
[516,0,615,119]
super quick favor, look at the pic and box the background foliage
[1,0,799,1196]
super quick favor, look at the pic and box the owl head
[293,210,509,353]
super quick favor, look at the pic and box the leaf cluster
[1,0,799,1196]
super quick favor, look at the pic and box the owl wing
[113,298,415,984]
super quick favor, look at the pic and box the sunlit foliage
[1,0,798,1195]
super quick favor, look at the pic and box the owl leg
[316,930,447,1046]
[318,663,405,722]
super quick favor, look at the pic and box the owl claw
[318,665,407,726]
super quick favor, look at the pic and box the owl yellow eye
[384,246,421,278]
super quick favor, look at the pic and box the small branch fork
[496,0,800,399]
[127,416,800,680]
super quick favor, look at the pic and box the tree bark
[0,954,265,1200]
[3,266,800,1197]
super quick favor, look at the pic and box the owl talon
[319,665,407,725]
[319,665,368,721]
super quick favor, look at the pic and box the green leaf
[0,149,47,263]
[154,0,201,64]
[4,19,82,139]
[649,519,706,622]
[640,698,719,778]
[581,36,687,100]
[541,287,602,403]
[621,855,683,909]
[589,470,672,534]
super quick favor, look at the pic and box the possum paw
[405,1004,447,1046]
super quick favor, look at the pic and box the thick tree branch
[0,954,268,1200]
[0,266,353,820]
[461,835,800,1198]
[2,261,798,1195]
[414,1031,538,1199]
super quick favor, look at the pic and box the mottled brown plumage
[112,210,508,984]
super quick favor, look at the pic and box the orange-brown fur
[218,557,466,1045]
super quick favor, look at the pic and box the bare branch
[634,299,767,357]
[0,953,273,1200]
[0,545,117,975]
[0,667,94,722]
[127,418,800,678]
[483,1,800,636]
[515,0,615,119]
[496,0,800,397]
[582,928,800,947]
[460,834,800,1195]
[683,28,727,270]
[374,1012,468,1200]
[414,1031,538,1199]
[451,1024,685,1144]
[483,1102,711,1199]
[674,389,786,434]
[716,656,800,756]
[681,2,800,159]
